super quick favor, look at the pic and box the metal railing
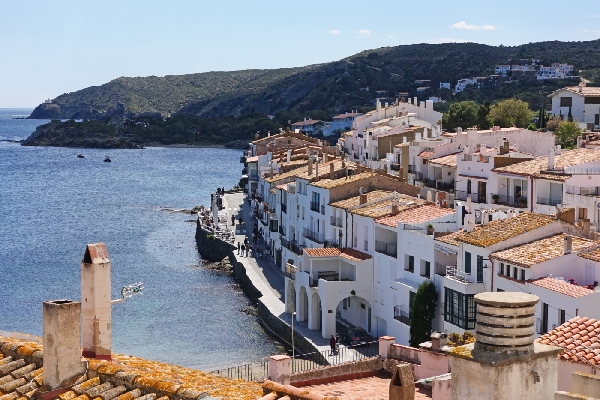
[290,341,379,373]
[210,360,269,382]
[304,228,324,244]
[434,262,448,276]
[281,238,289,248]
[289,242,303,255]
[285,263,296,280]
[310,201,320,212]
[536,197,562,206]
[375,240,397,257]
[394,306,410,325]
[446,265,474,283]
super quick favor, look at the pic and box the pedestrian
[330,335,336,355]
[241,243,245,257]
[237,242,241,255]
[245,245,249,257]
[239,216,243,225]
[222,187,225,195]
[231,215,235,226]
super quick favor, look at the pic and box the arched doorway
[298,286,308,322]
[309,291,322,331]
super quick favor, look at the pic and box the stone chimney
[81,243,112,360]
[43,300,86,389]
[330,163,335,180]
[548,148,555,171]
[430,332,448,351]
[254,132,259,140]
[359,193,368,205]
[582,219,591,237]
[308,156,313,175]
[287,149,291,164]
[564,235,573,255]
[315,157,319,180]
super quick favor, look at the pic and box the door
[478,181,486,203]
[476,256,484,283]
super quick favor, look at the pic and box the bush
[488,98,534,128]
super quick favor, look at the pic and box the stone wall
[195,222,235,262]
[290,357,382,387]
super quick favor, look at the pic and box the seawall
[196,221,326,365]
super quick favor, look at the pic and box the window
[541,302,549,334]
[520,269,525,281]
[476,256,483,283]
[343,298,347,309]
[497,288,505,292]
[506,265,511,277]
[559,309,566,325]
[406,255,415,272]
[464,252,471,274]
[500,263,504,275]
[560,97,572,107]
[425,261,431,278]
[513,267,518,280]
[444,288,476,329]
[579,207,588,220]
[467,179,472,195]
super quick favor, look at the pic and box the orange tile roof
[537,316,600,365]
[530,277,594,298]
[493,149,600,182]
[330,190,394,210]
[304,247,371,262]
[556,86,600,97]
[246,156,259,163]
[310,171,371,189]
[418,151,434,159]
[457,213,556,248]
[490,234,598,267]
[434,230,467,247]
[376,205,455,227]
[427,152,460,168]
[579,247,600,262]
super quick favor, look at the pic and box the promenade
[220,191,367,364]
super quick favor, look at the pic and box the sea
[0,109,279,370]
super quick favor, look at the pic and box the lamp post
[291,311,296,364]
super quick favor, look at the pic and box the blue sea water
[0,109,278,369]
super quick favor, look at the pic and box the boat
[77,154,85,159]
[103,156,111,163]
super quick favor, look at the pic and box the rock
[240,305,258,316]
[204,258,233,273]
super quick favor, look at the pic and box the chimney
[308,156,313,175]
[360,193,368,205]
[582,219,591,237]
[430,332,448,351]
[548,148,555,171]
[268,130,271,137]
[254,133,259,140]
[391,204,399,215]
[330,163,335,180]
[43,300,86,389]
[287,149,291,164]
[564,235,573,255]
[577,136,583,149]
[81,243,112,360]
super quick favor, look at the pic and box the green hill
[29,40,600,120]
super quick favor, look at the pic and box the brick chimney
[43,300,85,389]
[81,243,112,360]
[359,193,368,205]
[564,235,573,255]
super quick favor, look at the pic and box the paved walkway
[221,192,371,364]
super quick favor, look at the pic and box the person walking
[237,242,241,255]
[240,243,245,257]
[231,215,235,226]
[330,335,337,356]
[245,245,249,257]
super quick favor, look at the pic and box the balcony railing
[281,203,287,213]
[390,163,401,171]
[394,305,411,326]
[310,201,320,212]
[284,263,296,280]
[536,197,562,206]
[281,238,289,248]
[289,242,303,255]
[279,225,285,236]
[446,265,474,283]
[303,228,324,244]
[566,186,600,196]
[375,240,397,257]
[434,262,447,276]
[491,194,528,206]
[330,216,343,227]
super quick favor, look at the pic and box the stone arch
[309,290,322,331]
[297,286,309,322]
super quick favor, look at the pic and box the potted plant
[492,194,500,204]
[519,197,527,208]
[427,224,434,235]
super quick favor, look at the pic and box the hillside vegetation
[29,40,600,121]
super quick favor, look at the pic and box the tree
[567,106,573,122]
[477,101,492,130]
[488,98,534,128]
[409,280,438,347]
[555,120,581,149]
[442,101,479,132]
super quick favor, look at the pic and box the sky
[1,0,599,108]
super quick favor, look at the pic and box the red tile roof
[530,277,594,298]
[418,151,434,159]
[376,205,455,227]
[537,316,600,365]
[303,247,371,262]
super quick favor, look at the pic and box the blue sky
[1,0,599,108]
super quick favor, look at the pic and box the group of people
[329,333,341,355]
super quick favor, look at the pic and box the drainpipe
[530,176,534,212]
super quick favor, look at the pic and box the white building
[454,78,475,93]
[439,82,451,90]
[494,65,511,77]
[320,112,364,137]
[291,118,323,134]
[550,84,600,129]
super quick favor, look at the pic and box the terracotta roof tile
[434,230,467,247]
[556,86,600,97]
[536,316,600,365]
[427,152,460,168]
[490,234,598,267]
[330,190,395,210]
[418,151,434,159]
[310,171,372,189]
[578,247,600,262]
[530,277,594,298]
[457,213,556,247]
[304,247,371,262]
[376,205,455,227]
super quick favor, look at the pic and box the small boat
[103,156,112,163]
[77,154,85,159]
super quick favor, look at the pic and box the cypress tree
[409,280,438,347]
[538,108,543,129]
[568,106,573,122]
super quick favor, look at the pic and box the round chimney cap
[475,292,538,307]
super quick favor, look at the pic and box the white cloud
[357,29,371,36]
[451,21,496,31]
[329,29,340,35]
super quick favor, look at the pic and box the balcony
[390,163,401,172]
[281,203,287,213]
[304,228,324,244]
[289,242,303,255]
[446,265,474,283]
[566,186,600,196]
[284,263,296,280]
[281,238,289,248]
[310,201,320,212]
[408,165,416,174]
[434,262,448,276]
[330,216,343,227]
[536,197,562,206]
[455,191,486,203]
[394,305,411,326]
[491,194,527,207]
[375,240,397,257]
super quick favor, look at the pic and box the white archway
[309,291,322,331]
[297,286,309,322]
